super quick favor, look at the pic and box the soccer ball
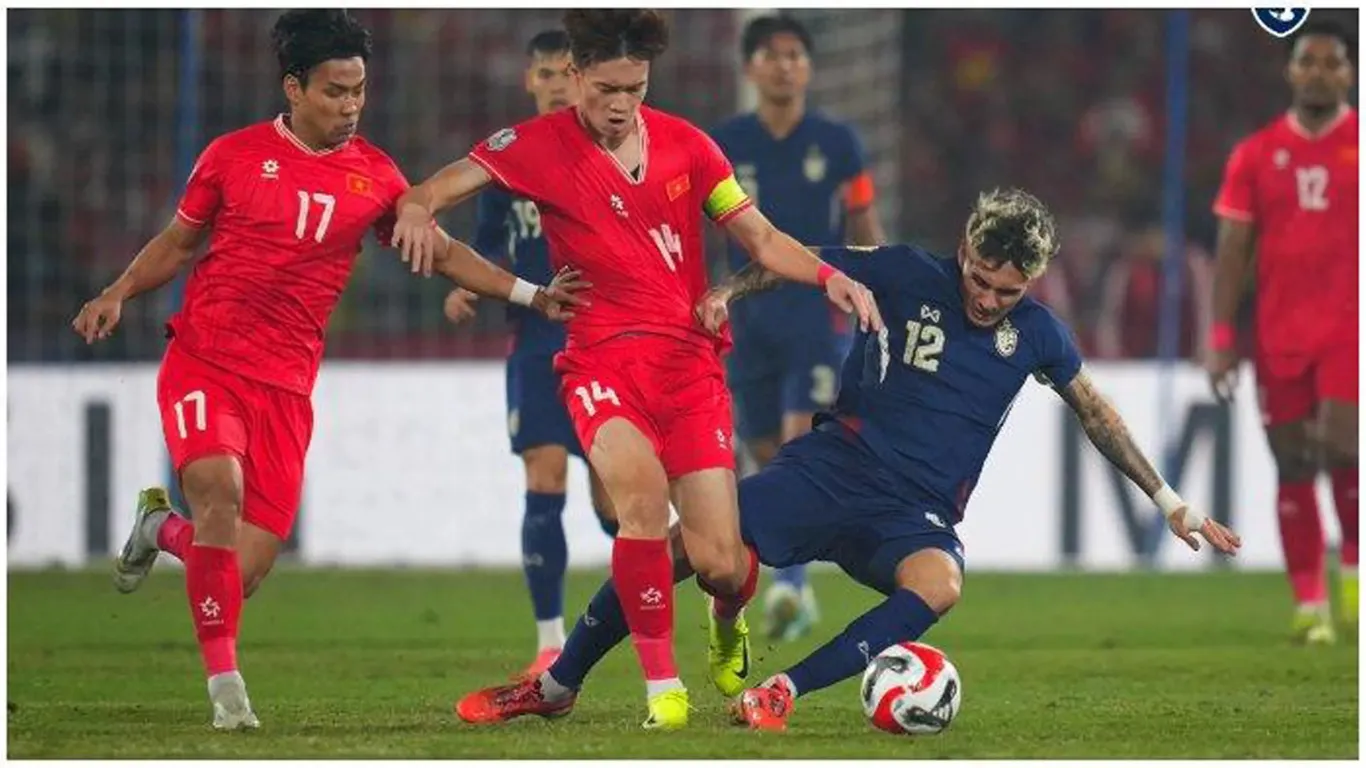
[859,641,962,735]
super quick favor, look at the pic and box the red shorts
[156,342,314,539]
[556,335,735,480]
[1255,341,1358,427]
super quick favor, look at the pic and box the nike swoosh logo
[738,639,750,679]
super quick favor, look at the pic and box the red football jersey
[1213,107,1359,359]
[468,105,752,351]
[171,116,409,395]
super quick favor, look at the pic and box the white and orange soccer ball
[859,641,962,735]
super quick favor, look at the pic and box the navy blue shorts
[737,422,964,596]
[728,314,853,442]
[506,352,584,458]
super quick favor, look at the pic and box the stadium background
[5,7,1360,568]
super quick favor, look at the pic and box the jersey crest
[994,317,1019,358]
[1251,8,1310,38]
[803,144,827,183]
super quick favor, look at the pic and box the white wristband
[509,278,540,307]
[1153,483,1206,530]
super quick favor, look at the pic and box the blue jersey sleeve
[816,244,912,298]
[473,188,513,265]
[1034,309,1083,391]
[841,123,869,179]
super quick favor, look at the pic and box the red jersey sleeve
[175,137,228,228]
[1213,137,1257,223]
[468,119,554,202]
[690,126,753,225]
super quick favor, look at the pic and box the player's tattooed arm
[721,260,784,302]
[694,251,823,334]
[1058,369,1163,497]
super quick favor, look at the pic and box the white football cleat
[208,671,261,731]
[113,488,173,594]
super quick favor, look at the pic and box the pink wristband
[816,263,839,288]
[1209,322,1236,351]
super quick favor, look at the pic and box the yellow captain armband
[703,175,751,223]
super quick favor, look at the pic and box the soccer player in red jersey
[72,10,580,729]
[1208,19,1358,645]
[393,10,881,728]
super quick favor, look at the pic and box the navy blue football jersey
[711,110,868,321]
[817,244,1083,521]
[472,187,565,355]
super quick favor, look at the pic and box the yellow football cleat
[642,688,689,730]
[1339,569,1358,628]
[1292,608,1337,646]
[708,604,751,698]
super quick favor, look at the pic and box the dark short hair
[271,10,372,86]
[527,29,571,58]
[741,14,814,61]
[964,188,1059,280]
[562,10,669,69]
[1288,18,1356,64]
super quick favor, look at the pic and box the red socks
[1332,467,1358,569]
[612,537,677,682]
[186,544,242,676]
[157,514,194,561]
[1278,481,1326,605]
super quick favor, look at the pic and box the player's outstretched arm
[71,218,208,344]
[393,158,492,277]
[431,231,587,322]
[1058,369,1242,556]
[1205,217,1255,401]
[694,260,785,334]
[722,207,882,332]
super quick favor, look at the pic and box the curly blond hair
[963,188,1059,279]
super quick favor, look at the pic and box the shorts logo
[508,408,520,438]
[486,127,517,152]
[1251,8,1309,38]
[994,318,1019,358]
[924,512,946,529]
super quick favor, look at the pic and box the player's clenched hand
[392,203,439,277]
[1167,506,1242,556]
[72,290,126,344]
[1204,347,1240,402]
[443,289,479,325]
[825,273,883,333]
[694,286,732,336]
[532,267,591,322]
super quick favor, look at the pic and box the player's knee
[615,498,671,538]
[895,549,962,615]
[689,539,748,594]
[180,457,243,545]
[1270,442,1318,483]
[523,447,569,494]
[746,438,780,468]
[1324,428,1358,469]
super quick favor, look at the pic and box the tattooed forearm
[722,260,784,302]
[1058,369,1164,497]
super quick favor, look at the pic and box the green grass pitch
[7,567,1358,758]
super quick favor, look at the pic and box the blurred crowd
[8,8,1357,363]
